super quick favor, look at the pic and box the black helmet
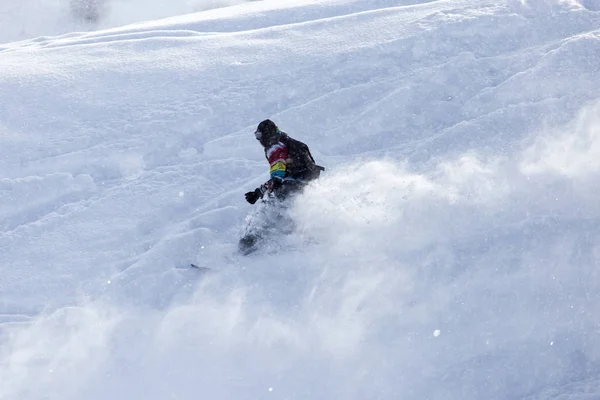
[254,119,280,145]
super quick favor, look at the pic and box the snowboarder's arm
[259,143,288,194]
[245,143,289,204]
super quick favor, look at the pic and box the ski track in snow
[2,0,600,399]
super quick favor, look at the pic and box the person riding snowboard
[244,119,324,204]
[239,119,324,254]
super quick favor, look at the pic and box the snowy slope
[2,0,600,399]
[0,0,258,44]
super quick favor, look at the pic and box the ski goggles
[254,129,263,140]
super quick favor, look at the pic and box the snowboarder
[239,119,324,254]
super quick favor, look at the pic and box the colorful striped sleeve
[266,143,288,180]
[259,143,288,194]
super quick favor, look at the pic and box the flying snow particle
[269,388,273,392]
[433,330,441,337]
[179,191,185,197]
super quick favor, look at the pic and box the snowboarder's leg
[238,187,302,255]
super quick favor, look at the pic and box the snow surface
[2,0,600,399]
[0,0,258,44]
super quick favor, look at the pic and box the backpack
[280,134,325,181]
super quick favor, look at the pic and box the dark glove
[245,188,262,204]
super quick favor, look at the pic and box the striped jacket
[258,141,290,194]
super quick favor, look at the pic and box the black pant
[273,180,305,201]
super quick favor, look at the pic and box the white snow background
[2,0,600,399]
[0,0,259,44]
